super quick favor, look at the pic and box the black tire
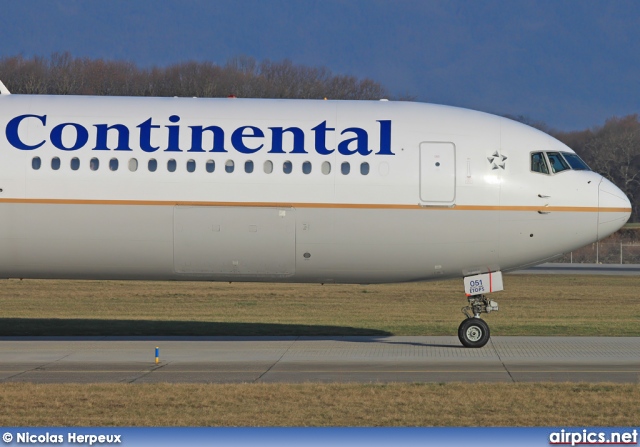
[458,318,490,348]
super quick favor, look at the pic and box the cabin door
[419,142,456,204]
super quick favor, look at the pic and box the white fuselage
[0,95,631,282]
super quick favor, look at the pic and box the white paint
[419,141,456,203]
[464,272,504,295]
[0,93,630,285]
[0,80,10,95]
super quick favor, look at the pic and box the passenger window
[341,162,350,175]
[245,160,254,173]
[531,152,549,174]
[167,159,177,172]
[206,160,215,173]
[562,152,590,171]
[321,161,331,175]
[360,162,370,175]
[129,158,138,172]
[187,159,196,173]
[302,161,312,174]
[148,159,157,172]
[32,157,41,170]
[51,157,61,171]
[283,161,292,174]
[71,157,80,171]
[109,158,119,171]
[264,160,273,174]
[225,160,234,173]
[90,158,99,171]
[546,152,569,173]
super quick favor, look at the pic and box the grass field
[0,275,638,336]
[0,383,638,427]
[0,275,638,427]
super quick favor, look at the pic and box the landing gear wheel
[458,318,490,348]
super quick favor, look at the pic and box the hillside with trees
[0,53,387,100]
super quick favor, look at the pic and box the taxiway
[0,336,637,383]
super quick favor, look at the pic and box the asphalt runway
[0,336,638,384]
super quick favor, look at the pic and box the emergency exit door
[419,142,456,203]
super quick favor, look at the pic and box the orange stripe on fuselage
[0,198,630,213]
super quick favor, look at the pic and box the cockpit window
[546,152,570,173]
[531,152,549,174]
[561,152,590,171]
[530,151,591,175]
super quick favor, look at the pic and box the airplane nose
[598,177,632,240]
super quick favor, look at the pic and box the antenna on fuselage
[0,80,11,95]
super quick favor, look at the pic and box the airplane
[0,80,631,347]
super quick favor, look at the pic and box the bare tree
[583,116,640,221]
[550,116,640,222]
[0,53,390,101]
[503,114,554,134]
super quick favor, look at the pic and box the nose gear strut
[462,294,499,319]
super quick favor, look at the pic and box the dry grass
[0,275,638,336]
[0,383,637,426]
[0,276,638,427]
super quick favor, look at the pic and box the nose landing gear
[458,295,498,348]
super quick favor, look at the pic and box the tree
[0,53,389,100]
[581,115,640,222]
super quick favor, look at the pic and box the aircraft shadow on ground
[0,318,392,337]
